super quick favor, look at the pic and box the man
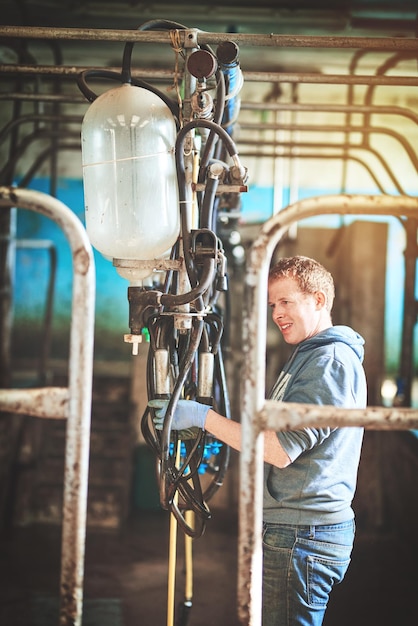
[150,255,367,625]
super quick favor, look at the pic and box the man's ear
[315,290,327,309]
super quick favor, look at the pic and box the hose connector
[126,287,162,353]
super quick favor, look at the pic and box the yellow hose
[184,510,194,602]
[167,442,181,626]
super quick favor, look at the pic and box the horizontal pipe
[2,63,418,87]
[243,71,418,85]
[1,26,418,51]
[260,400,418,431]
[0,63,174,80]
[241,101,418,124]
[0,387,68,419]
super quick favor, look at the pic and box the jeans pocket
[307,554,351,606]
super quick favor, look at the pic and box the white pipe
[0,387,68,419]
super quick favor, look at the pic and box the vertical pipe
[0,53,27,390]
[398,217,418,406]
[239,247,271,626]
[58,209,95,626]
[0,207,16,388]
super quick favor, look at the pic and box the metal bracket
[183,28,200,49]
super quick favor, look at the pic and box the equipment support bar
[2,26,418,52]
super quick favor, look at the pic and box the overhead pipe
[2,25,418,52]
[0,128,80,183]
[240,101,418,125]
[363,51,418,133]
[236,151,389,195]
[240,137,407,195]
[238,122,418,173]
[4,63,418,87]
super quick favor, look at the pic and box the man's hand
[148,398,211,431]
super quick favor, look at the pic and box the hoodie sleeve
[277,348,359,461]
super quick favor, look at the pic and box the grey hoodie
[263,325,367,525]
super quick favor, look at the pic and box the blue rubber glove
[148,398,210,431]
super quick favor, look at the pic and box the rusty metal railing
[0,186,95,626]
[238,193,418,625]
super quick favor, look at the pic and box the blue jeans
[262,520,355,626]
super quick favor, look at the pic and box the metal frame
[2,25,418,625]
[2,25,418,51]
[0,186,95,626]
[238,193,418,625]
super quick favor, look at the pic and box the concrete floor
[0,506,417,626]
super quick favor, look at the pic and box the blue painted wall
[14,177,129,361]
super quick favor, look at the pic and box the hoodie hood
[298,325,365,363]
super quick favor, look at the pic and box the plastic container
[81,83,179,282]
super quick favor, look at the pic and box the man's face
[268,276,326,345]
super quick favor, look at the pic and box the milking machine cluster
[77,20,247,539]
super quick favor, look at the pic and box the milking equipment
[80,82,180,285]
[78,19,247,625]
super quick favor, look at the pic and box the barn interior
[1,1,418,625]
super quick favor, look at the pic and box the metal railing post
[0,186,95,626]
[239,193,418,625]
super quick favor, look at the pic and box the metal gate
[238,193,418,625]
[0,186,95,626]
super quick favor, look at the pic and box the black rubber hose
[175,118,239,289]
[121,18,189,83]
[200,174,220,230]
[76,68,180,121]
[159,318,204,509]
